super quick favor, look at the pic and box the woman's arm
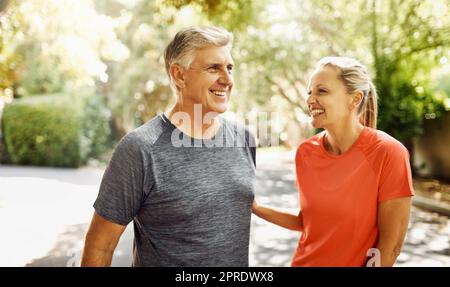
[252,199,304,231]
[376,197,411,267]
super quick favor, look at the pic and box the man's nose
[218,70,233,86]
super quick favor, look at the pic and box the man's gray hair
[164,26,233,90]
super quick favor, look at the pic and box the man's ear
[169,64,186,90]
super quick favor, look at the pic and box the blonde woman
[253,57,414,267]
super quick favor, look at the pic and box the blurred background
[0,0,449,267]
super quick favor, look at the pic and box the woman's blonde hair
[316,56,378,128]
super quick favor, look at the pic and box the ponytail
[317,57,378,129]
[359,82,378,128]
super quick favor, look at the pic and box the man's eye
[207,67,220,73]
[318,89,327,94]
[227,67,233,74]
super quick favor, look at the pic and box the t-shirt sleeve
[245,128,256,167]
[93,133,149,226]
[378,142,414,202]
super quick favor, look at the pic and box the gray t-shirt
[93,114,256,266]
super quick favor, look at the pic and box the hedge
[2,92,112,167]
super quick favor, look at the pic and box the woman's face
[306,66,355,129]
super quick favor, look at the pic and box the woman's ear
[351,91,364,110]
[169,64,186,90]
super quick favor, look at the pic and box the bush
[79,90,113,159]
[0,137,8,164]
[2,94,83,167]
[2,92,112,167]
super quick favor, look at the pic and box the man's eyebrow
[203,62,234,67]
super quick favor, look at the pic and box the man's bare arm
[81,212,126,267]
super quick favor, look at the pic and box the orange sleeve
[378,143,414,202]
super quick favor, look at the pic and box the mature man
[81,26,256,267]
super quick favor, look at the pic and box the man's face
[181,45,234,114]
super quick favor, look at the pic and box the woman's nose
[306,93,315,106]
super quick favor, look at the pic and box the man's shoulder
[222,116,255,135]
[132,114,169,142]
[118,114,169,151]
[220,116,256,147]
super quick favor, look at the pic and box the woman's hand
[251,197,303,232]
[252,198,259,214]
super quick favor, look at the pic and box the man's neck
[324,120,364,155]
[166,101,220,140]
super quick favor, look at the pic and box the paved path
[0,151,449,266]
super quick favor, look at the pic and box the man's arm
[81,212,127,267]
[376,197,411,267]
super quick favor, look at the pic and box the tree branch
[264,75,308,114]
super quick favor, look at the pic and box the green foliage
[376,54,447,144]
[2,92,113,167]
[164,0,264,31]
[2,94,84,167]
[100,0,266,137]
[18,54,66,96]
[98,0,177,136]
[1,0,128,97]
[79,89,113,159]
[0,0,23,92]
[301,0,450,146]
[2,0,449,149]
[233,24,317,113]
[368,0,450,145]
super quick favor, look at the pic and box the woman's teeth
[310,109,325,116]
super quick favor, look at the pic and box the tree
[164,0,263,31]
[99,0,263,138]
[230,0,347,143]
[0,0,23,99]
[368,0,449,148]
[237,0,450,149]
[1,0,127,97]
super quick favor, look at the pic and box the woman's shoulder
[296,130,325,155]
[364,127,409,156]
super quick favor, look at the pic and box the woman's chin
[311,119,323,129]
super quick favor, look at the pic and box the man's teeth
[210,90,227,97]
[310,109,325,116]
